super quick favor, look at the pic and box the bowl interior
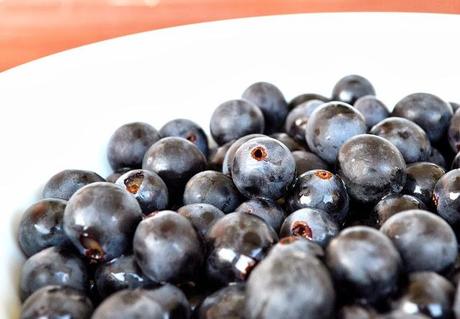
[1,12,460,318]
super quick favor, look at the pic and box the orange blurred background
[1,0,460,71]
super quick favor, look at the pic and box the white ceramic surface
[1,12,460,318]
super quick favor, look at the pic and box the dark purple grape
[235,198,286,232]
[183,170,242,213]
[429,147,447,169]
[221,134,265,176]
[279,208,339,247]
[63,182,143,262]
[284,99,325,143]
[374,194,426,227]
[380,210,458,274]
[246,237,335,319]
[273,236,325,259]
[197,284,245,319]
[288,93,329,110]
[433,169,460,230]
[453,152,460,170]
[21,285,93,319]
[20,246,88,301]
[18,198,70,257]
[107,122,160,171]
[449,109,460,154]
[106,167,131,183]
[450,102,460,113]
[331,75,376,105]
[206,212,278,285]
[92,285,190,319]
[338,305,377,319]
[42,169,105,200]
[116,169,168,215]
[177,203,224,245]
[326,226,402,304]
[210,99,264,145]
[133,211,203,283]
[370,117,431,163]
[95,255,156,298]
[159,118,209,156]
[338,134,406,204]
[286,169,349,224]
[403,162,445,208]
[242,82,288,134]
[382,311,431,319]
[392,93,453,143]
[231,137,295,200]
[393,272,454,319]
[142,137,207,191]
[454,281,460,319]
[353,95,389,129]
[306,102,367,164]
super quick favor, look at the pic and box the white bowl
[1,12,460,318]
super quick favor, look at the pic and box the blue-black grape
[63,182,143,262]
[392,93,453,143]
[306,101,367,164]
[159,118,209,156]
[133,211,203,283]
[380,209,457,274]
[18,198,70,257]
[21,285,93,319]
[338,134,406,204]
[231,137,295,200]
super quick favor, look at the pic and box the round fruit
[370,117,431,163]
[279,208,339,247]
[115,169,168,215]
[133,211,203,283]
[92,286,190,319]
[183,170,242,213]
[392,92,453,143]
[63,182,143,262]
[231,137,296,200]
[242,82,288,133]
[353,95,389,128]
[326,226,402,304]
[403,162,445,207]
[235,198,286,232]
[20,246,88,301]
[331,74,376,105]
[210,99,265,145]
[433,169,460,229]
[286,169,349,224]
[374,194,426,226]
[206,212,278,285]
[42,169,105,200]
[380,210,457,273]
[21,286,93,319]
[18,198,70,257]
[95,255,156,298]
[159,118,209,156]
[107,122,160,171]
[284,99,325,143]
[142,137,207,191]
[306,101,367,164]
[393,272,454,319]
[338,134,406,204]
[246,238,335,319]
[197,284,246,319]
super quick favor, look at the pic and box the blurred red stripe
[1,0,460,71]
